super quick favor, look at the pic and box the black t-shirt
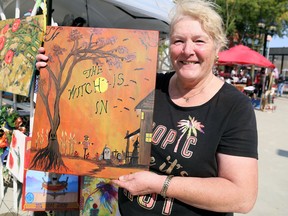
[118,72,258,216]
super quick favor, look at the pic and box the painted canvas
[29,26,158,178]
[0,15,45,96]
[6,130,26,183]
[80,176,120,216]
[22,170,80,211]
[24,136,32,169]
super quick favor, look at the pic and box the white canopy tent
[1,0,175,36]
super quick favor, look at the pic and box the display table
[233,84,246,92]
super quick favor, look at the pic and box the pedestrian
[273,67,279,84]
[277,73,285,97]
[254,68,265,98]
[36,0,258,215]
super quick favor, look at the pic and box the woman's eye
[195,39,205,44]
[195,40,205,44]
[174,40,183,45]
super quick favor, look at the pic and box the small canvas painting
[22,170,79,211]
[6,129,26,183]
[80,176,120,216]
[0,15,45,96]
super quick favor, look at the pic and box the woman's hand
[35,47,49,70]
[112,171,166,196]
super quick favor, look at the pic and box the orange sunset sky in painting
[30,26,158,176]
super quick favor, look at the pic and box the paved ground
[1,96,288,216]
[235,95,288,216]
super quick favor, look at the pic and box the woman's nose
[182,41,195,55]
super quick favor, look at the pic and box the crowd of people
[216,65,286,101]
[216,66,252,86]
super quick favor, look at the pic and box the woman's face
[170,16,217,81]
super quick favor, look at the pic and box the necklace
[178,76,214,103]
[183,93,202,103]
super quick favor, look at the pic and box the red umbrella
[218,45,275,68]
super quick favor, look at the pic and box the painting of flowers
[6,129,27,183]
[0,15,45,96]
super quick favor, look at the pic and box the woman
[112,0,258,215]
[36,0,258,215]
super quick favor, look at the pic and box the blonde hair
[169,0,227,51]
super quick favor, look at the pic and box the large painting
[0,15,45,96]
[29,26,158,178]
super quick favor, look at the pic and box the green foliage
[0,105,21,144]
[215,0,288,45]
[0,105,19,129]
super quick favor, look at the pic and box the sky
[269,36,288,48]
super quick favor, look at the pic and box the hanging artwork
[0,15,45,96]
[80,176,120,216]
[29,26,158,178]
[22,169,80,211]
[6,130,27,183]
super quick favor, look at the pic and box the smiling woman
[33,0,258,215]
[113,1,258,215]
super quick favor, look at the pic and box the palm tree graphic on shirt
[174,115,205,152]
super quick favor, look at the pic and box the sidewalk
[1,96,288,216]
[0,180,30,216]
[235,95,288,216]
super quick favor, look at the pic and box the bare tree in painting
[30,27,136,171]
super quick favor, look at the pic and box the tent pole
[47,0,52,25]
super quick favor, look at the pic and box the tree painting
[30,26,158,178]
[0,15,44,96]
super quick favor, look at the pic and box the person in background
[36,0,258,215]
[277,72,285,97]
[254,68,265,98]
[230,66,237,77]
[273,67,279,85]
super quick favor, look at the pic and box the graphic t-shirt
[118,72,258,216]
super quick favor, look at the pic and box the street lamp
[257,19,277,111]
[257,19,277,58]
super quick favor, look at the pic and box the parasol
[218,45,275,68]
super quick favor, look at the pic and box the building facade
[269,47,288,76]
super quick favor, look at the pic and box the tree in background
[173,0,288,49]
[215,0,288,48]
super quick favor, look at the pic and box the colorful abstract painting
[6,130,26,183]
[0,15,45,96]
[22,170,79,211]
[29,26,158,178]
[80,176,120,216]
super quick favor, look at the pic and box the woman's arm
[113,153,258,213]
